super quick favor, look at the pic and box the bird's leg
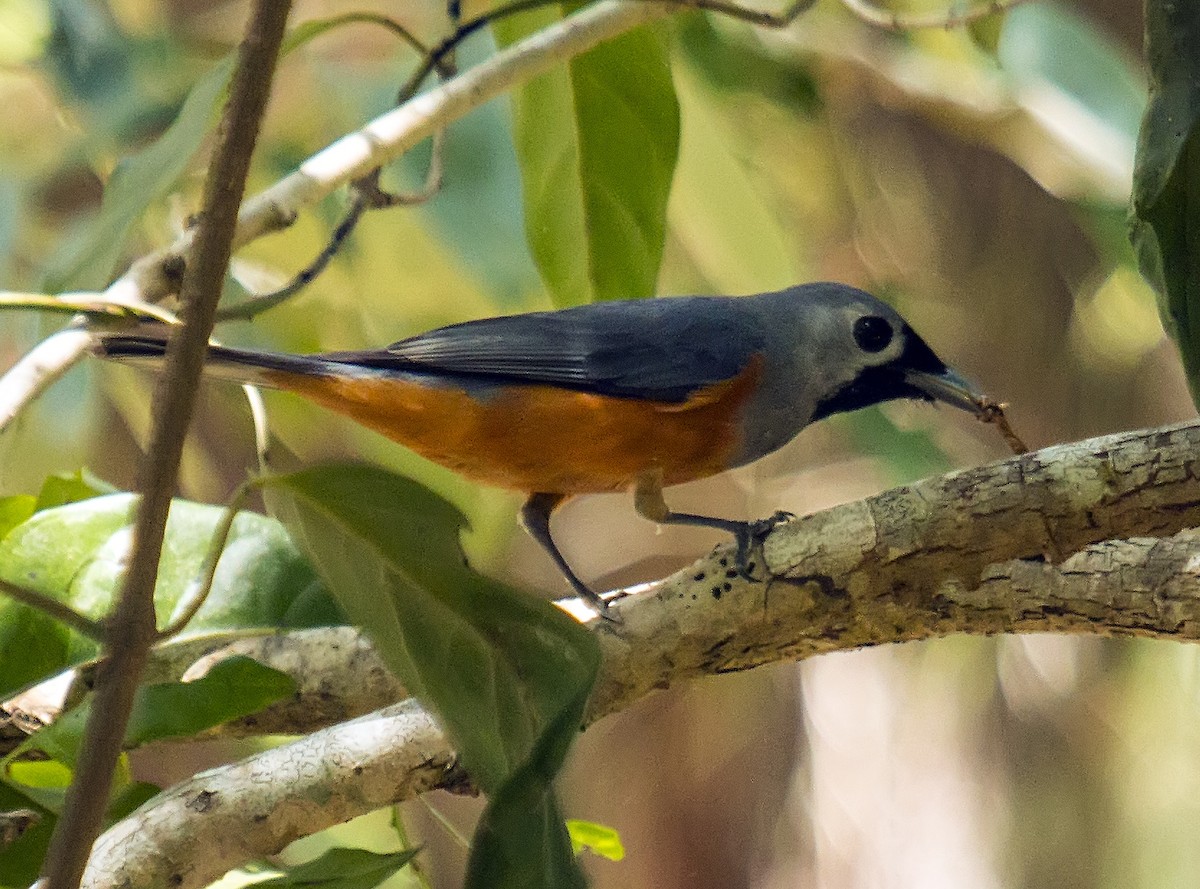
[633,471,793,581]
[519,492,617,621]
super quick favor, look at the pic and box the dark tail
[95,333,344,389]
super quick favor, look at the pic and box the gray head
[737,283,984,462]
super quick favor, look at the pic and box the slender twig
[212,195,367,323]
[210,11,458,324]
[37,4,293,889]
[156,481,257,640]
[0,578,105,642]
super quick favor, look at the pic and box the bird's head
[773,284,987,423]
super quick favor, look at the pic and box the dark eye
[853,316,894,353]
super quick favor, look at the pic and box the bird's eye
[853,316,894,353]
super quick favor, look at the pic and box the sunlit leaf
[1130,0,1200,405]
[255,847,420,889]
[494,9,680,306]
[0,496,36,542]
[265,464,599,889]
[5,760,71,790]
[566,819,625,861]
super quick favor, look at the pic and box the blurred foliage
[0,0,1197,888]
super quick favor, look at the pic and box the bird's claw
[733,511,795,580]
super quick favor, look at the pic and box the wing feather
[326,297,765,403]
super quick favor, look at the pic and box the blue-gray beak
[905,367,987,416]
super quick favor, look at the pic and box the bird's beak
[905,367,988,416]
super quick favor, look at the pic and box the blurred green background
[0,0,1194,887]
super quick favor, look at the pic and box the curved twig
[0,579,105,643]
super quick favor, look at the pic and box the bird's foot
[732,510,795,580]
[577,586,622,624]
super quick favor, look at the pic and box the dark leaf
[1130,0,1200,404]
[254,847,420,889]
[265,464,599,889]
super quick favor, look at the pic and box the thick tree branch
[78,420,1200,889]
[37,5,293,889]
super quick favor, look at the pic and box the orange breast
[265,358,762,494]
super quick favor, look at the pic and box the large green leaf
[494,8,680,306]
[0,492,340,699]
[265,464,599,889]
[1130,0,1200,405]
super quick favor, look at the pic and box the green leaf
[265,464,599,889]
[495,9,680,306]
[13,656,294,772]
[5,761,71,790]
[0,492,339,699]
[34,468,117,512]
[40,11,365,292]
[42,52,236,290]
[676,13,819,113]
[255,847,420,889]
[567,819,625,861]
[1130,0,1200,406]
[125,656,296,747]
[0,496,36,542]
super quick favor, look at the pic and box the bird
[95,283,987,617]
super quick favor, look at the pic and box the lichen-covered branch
[78,420,1200,889]
[81,700,463,889]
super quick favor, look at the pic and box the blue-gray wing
[328,297,765,403]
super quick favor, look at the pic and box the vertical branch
[37,3,293,888]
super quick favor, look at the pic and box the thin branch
[78,420,1200,889]
[82,699,464,889]
[839,0,1031,31]
[38,4,294,889]
[0,578,105,642]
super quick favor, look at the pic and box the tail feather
[95,333,338,390]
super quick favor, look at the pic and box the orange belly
[265,359,761,494]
